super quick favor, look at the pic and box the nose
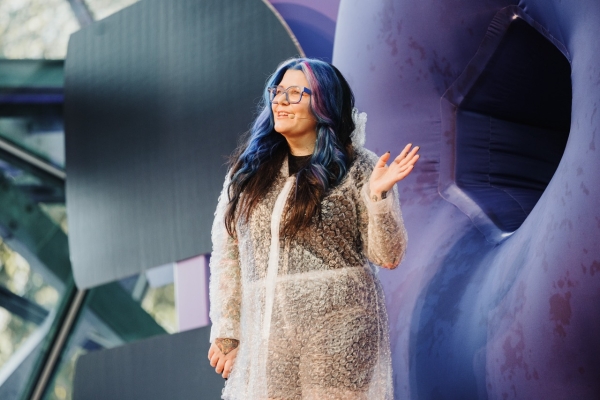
[273,92,289,105]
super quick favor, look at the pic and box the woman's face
[271,69,318,144]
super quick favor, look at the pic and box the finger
[393,143,412,164]
[390,155,419,177]
[399,154,421,168]
[210,353,220,368]
[216,357,226,374]
[208,345,215,360]
[409,153,420,165]
[396,165,415,181]
[408,145,420,159]
[376,151,391,168]
[222,359,233,379]
[395,145,419,165]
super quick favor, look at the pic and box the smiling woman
[269,71,317,155]
[207,58,419,400]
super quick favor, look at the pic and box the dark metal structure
[65,0,301,289]
[72,326,223,400]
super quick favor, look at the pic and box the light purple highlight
[174,254,210,332]
[267,0,341,22]
[299,62,327,121]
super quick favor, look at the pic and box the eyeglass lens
[269,86,303,104]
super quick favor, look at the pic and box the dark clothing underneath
[288,153,312,175]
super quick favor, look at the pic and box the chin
[276,130,291,138]
[274,125,290,136]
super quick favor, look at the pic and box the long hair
[225,58,356,237]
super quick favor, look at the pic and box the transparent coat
[209,117,407,399]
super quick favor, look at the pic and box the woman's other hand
[369,144,420,200]
[208,338,239,379]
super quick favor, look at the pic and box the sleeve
[208,172,242,342]
[356,154,408,269]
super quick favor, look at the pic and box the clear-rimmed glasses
[267,85,312,104]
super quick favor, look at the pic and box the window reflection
[38,204,68,234]
[0,239,59,309]
[0,117,65,169]
[0,308,37,369]
[86,0,139,21]
[141,284,177,334]
[0,147,71,397]
[42,267,176,400]
[0,0,79,59]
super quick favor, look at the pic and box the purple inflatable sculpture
[271,0,600,398]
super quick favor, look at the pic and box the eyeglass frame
[267,85,312,104]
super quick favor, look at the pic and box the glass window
[41,266,176,400]
[0,161,74,400]
[85,0,140,21]
[0,0,80,59]
[38,204,68,234]
[0,117,65,169]
[0,59,65,169]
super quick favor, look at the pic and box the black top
[288,153,312,175]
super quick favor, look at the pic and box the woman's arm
[356,145,418,269]
[208,173,242,342]
[207,172,242,378]
[358,174,407,269]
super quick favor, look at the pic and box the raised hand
[369,144,420,200]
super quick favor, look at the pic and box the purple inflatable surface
[333,0,599,398]
[267,0,340,61]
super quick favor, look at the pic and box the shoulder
[348,146,378,184]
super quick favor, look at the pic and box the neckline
[287,153,312,177]
[289,153,312,159]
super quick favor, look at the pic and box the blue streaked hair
[225,58,356,237]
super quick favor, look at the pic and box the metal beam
[0,136,65,182]
[28,289,87,400]
[0,285,49,325]
[66,0,95,27]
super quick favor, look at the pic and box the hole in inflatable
[440,7,571,240]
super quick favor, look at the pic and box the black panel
[73,326,224,400]
[65,0,300,288]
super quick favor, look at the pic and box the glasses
[267,85,312,104]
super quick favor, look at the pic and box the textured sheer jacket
[209,115,407,400]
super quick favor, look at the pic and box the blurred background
[0,2,176,400]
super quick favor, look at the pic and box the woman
[207,58,419,399]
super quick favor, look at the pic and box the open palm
[369,143,420,197]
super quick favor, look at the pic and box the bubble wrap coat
[209,119,407,400]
